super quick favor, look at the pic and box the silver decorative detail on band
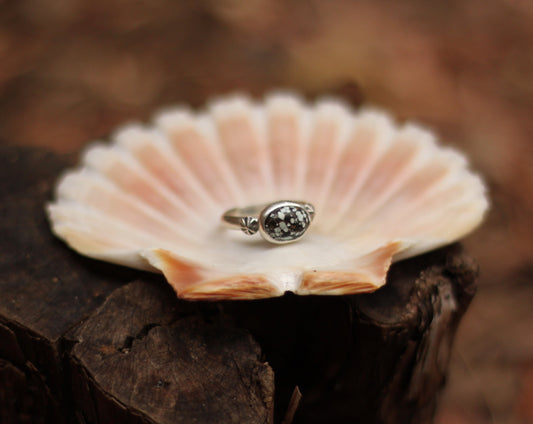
[222,201,315,244]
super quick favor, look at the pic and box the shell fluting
[47,92,489,300]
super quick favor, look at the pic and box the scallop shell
[47,93,488,300]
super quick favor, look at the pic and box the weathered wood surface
[0,145,477,423]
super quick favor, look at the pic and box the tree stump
[0,145,477,424]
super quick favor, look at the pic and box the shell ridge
[302,101,350,211]
[56,169,204,245]
[47,201,207,258]
[210,96,276,204]
[48,205,163,270]
[48,201,160,247]
[265,93,308,198]
[322,112,396,232]
[87,140,208,229]
[340,186,484,246]
[253,103,276,199]
[402,196,487,241]
[194,114,248,205]
[346,163,479,237]
[333,126,440,233]
[368,155,466,221]
[116,124,221,214]
[385,174,486,237]
[293,106,313,198]
[157,110,246,206]
[309,104,356,214]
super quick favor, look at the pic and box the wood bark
[0,145,477,423]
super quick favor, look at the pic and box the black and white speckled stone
[263,205,311,242]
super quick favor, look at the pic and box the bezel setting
[258,201,314,244]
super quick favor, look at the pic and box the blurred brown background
[1,1,532,423]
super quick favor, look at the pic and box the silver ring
[222,200,315,244]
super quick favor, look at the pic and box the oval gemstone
[263,205,310,242]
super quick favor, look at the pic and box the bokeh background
[1,1,532,422]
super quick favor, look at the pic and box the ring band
[222,200,315,244]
